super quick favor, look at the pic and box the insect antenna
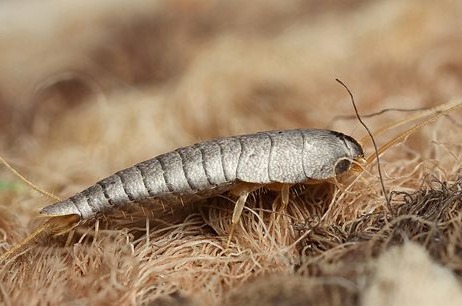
[328,106,429,129]
[365,98,462,165]
[328,99,462,147]
[335,79,392,214]
[360,98,462,147]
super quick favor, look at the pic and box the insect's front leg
[265,183,292,212]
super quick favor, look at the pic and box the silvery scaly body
[40,129,364,220]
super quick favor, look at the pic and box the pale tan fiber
[362,242,462,306]
[1,0,462,305]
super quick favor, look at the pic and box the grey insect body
[40,129,364,220]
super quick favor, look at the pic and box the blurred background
[1,1,461,146]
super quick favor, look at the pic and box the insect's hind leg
[228,183,261,247]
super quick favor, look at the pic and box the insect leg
[228,183,261,246]
[280,184,290,211]
[266,183,292,211]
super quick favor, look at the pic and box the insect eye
[335,159,351,175]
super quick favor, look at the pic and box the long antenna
[335,79,392,214]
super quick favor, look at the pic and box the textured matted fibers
[1,0,462,305]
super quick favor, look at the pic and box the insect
[1,87,461,262]
[0,128,364,262]
[41,128,364,228]
[41,129,363,219]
